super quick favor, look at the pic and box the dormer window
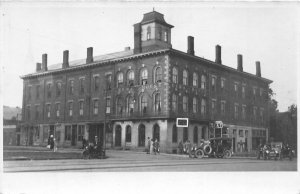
[147,26,151,40]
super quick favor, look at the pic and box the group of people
[177,140,193,158]
[47,135,57,152]
[147,137,160,155]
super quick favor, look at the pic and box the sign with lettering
[215,121,223,128]
[176,118,189,127]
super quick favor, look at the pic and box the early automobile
[194,137,233,159]
[260,142,280,160]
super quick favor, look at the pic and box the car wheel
[224,150,232,159]
[194,149,204,159]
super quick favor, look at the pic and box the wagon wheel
[223,150,232,159]
[194,149,204,159]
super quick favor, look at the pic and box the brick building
[20,11,272,153]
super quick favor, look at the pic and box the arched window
[127,96,134,115]
[201,99,206,116]
[172,67,178,84]
[183,96,188,112]
[193,127,198,144]
[153,124,160,142]
[172,125,177,143]
[154,93,161,112]
[147,26,151,40]
[193,97,197,113]
[138,124,146,147]
[127,70,134,87]
[201,75,206,90]
[115,125,122,147]
[116,97,123,115]
[155,67,162,83]
[117,72,123,87]
[193,72,198,87]
[140,68,148,85]
[125,125,131,142]
[140,95,147,114]
[183,70,188,85]
[172,94,177,111]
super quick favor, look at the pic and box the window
[158,28,162,40]
[164,31,168,42]
[211,99,216,115]
[239,130,244,137]
[172,94,177,112]
[140,68,148,85]
[183,70,188,85]
[147,26,151,40]
[234,83,238,97]
[172,67,178,84]
[201,75,206,90]
[106,75,112,90]
[155,67,162,83]
[193,73,198,87]
[260,88,264,98]
[79,101,84,116]
[125,126,131,142]
[93,100,99,115]
[69,80,74,95]
[117,72,123,87]
[79,78,85,94]
[94,76,99,91]
[172,125,177,143]
[55,103,60,118]
[78,125,84,141]
[193,97,197,113]
[106,97,111,114]
[193,127,198,144]
[253,87,257,100]
[46,104,51,118]
[35,105,39,119]
[221,78,225,90]
[253,106,257,120]
[116,97,123,115]
[56,82,62,97]
[201,99,206,116]
[242,105,246,120]
[127,96,134,114]
[183,96,188,112]
[221,101,226,116]
[68,102,73,117]
[127,70,134,86]
[242,86,246,99]
[140,95,147,114]
[36,85,40,99]
[26,105,30,120]
[27,86,31,100]
[211,76,216,91]
[234,104,239,119]
[260,108,264,123]
[154,93,161,112]
[64,126,71,141]
[47,83,51,98]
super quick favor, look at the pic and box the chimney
[187,36,194,55]
[42,53,48,71]
[237,54,243,72]
[86,47,93,64]
[36,63,42,72]
[133,23,141,54]
[256,61,261,77]
[62,50,69,68]
[215,45,222,64]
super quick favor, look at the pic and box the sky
[0,2,299,112]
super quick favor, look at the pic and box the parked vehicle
[194,137,233,159]
[256,144,264,160]
[82,143,105,159]
[280,143,294,161]
[261,143,280,160]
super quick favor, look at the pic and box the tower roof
[141,11,174,28]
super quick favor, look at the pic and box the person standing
[154,139,160,155]
[147,137,151,154]
[150,139,154,155]
[186,140,192,158]
[49,135,54,150]
[178,140,183,154]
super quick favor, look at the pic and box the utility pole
[103,89,107,156]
